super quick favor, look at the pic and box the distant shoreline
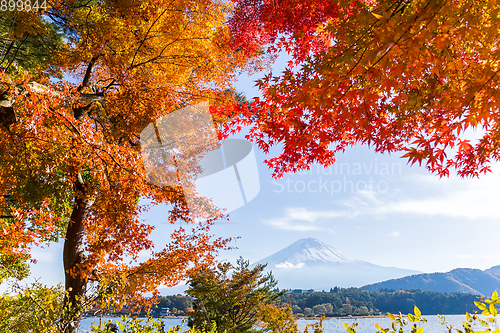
[299,315,392,320]
[301,314,468,320]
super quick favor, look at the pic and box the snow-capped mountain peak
[251,238,420,290]
[254,237,360,268]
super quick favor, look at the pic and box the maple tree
[225,0,500,179]
[0,1,263,332]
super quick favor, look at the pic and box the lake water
[80,317,186,332]
[79,315,498,333]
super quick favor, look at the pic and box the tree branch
[78,54,100,92]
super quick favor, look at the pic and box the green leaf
[414,306,421,317]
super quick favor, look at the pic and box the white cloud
[383,172,500,219]
[275,262,305,268]
[336,168,500,220]
[263,167,500,231]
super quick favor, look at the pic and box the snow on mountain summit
[254,238,360,268]
[251,238,420,289]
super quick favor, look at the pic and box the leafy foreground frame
[89,291,500,333]
[2,283,500,333]
[344,291,500,333]
[78,291,500,333]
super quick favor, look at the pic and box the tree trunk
[63,173,93,333]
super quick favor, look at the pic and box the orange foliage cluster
[0,0,261,318]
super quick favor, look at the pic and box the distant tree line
[155,295,193,315]
[127,288,479,318]
[279,288,479,317]
[124,295,193,317]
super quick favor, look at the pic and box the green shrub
[0,282,64,332]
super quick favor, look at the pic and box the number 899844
[0,0,47,11]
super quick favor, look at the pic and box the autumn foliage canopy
[1,0,500,330]
[226,0,500,179]
[0,0,264,330]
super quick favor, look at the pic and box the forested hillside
[142,289,480,317]
[281,288,479,317]
[361,269,500,296]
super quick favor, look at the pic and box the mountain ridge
[361,267,500,296]
[485,265,500,277]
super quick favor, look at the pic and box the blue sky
[14,53,500,294]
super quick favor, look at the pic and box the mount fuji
[252,238,420,290]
